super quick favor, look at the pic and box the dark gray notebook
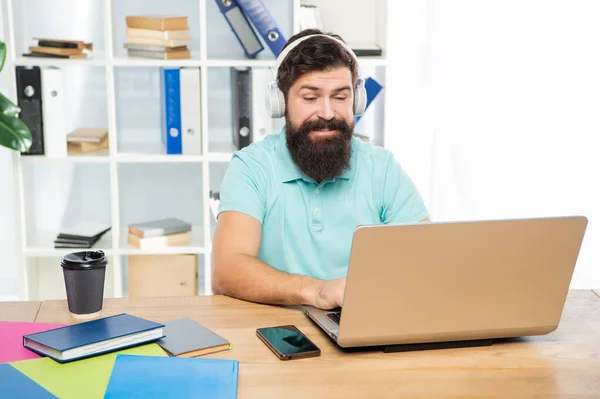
[157,317,231,357]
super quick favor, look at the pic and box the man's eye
[304,97,316,102]
[334,96,347,101]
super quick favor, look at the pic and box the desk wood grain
[35,290,600,398]
[0,301,41,322]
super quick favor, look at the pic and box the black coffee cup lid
[61,250,108,270]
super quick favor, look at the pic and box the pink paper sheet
[0,322,67,363]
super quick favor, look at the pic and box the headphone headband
[271,34,361,81]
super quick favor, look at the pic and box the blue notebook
[103,354,239,399]
[0,363,58,398]
[23,313,164,363]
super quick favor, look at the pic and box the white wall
[386,0,600,288]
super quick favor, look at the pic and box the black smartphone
[256,325,321,360]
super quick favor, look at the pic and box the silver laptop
[303,216,588,349]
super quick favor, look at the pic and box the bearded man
[212,29,430,310]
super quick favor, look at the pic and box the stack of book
[67,128,109,154]
[54,224,111,249]
[24,38,93,59]
[124,15,192,60]
[128,218,192,249]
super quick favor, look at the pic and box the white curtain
[387,0,600,288]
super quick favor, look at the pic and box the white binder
[251,68,272,143]
[41,67,67,157]
[179,67,202,155]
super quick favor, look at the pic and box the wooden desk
[0,300,41,322]
[30,289,600,398]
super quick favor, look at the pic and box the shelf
[23,228,210,257]
[204,59,277,68]
[6,0,390,302]
[116,142,204,163]
[24,230,115,257]
[116,153,204,163]
[14,53,107,67]
[112,51,202,67]
[20,150,111,163]
[119,226,206,255]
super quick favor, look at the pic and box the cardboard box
[128,254,198,297]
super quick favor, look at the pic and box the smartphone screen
[256,325,320,359]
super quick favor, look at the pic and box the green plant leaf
[0,92,20,117]
[0,41,6,73]
[0,113,32,152]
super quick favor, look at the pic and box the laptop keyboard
[326,312,341,325]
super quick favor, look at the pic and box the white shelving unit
[1,0,390,301]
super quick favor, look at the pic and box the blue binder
[236,0,287,56]
[159,67,182,154]
[104,354,239,399]
[214,0,264,58]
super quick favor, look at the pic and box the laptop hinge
[383,338,494,353]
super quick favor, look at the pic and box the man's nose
[316,98,335,120]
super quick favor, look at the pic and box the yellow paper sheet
[10,343,167,399]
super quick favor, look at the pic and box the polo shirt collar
[275,127,358,183]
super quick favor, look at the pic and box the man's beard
[285,117,354,183]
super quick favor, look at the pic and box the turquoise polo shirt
[218,130,429,280]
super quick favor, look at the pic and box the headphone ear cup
[266,83,285,119]
[353,79,367,116]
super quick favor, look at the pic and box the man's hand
[311,277,347,310]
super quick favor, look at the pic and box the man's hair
[276,29,359,101]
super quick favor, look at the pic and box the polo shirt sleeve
[380,151,430,224]
[218,152,267,224]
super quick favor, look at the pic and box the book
[28,46,85,56]
[104,355,239,399]
[67,128,108,143]
[33,38,93,51]
[126,15,188,31]
[127,231,191,249]
[0,364,57,399]
[127,48,191,60]
[67,128,109,153]
[126,27,191,40]
[0,321,67,363]
[348,43,383,57]
[123,42,188,52]
[57,223,111,240]
[126,36,192,48]
[22,314,165,363]
[23,52,88,59]
[10,344,167,399]
[157,317,231,357]
[128,217,191,238]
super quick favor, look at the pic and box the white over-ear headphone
[265,34,367,119]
